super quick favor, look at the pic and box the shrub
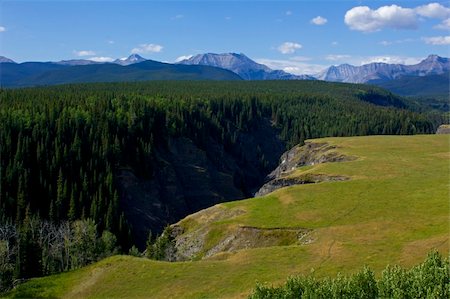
[250,250,448,299]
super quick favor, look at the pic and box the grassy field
[5,135,449,298]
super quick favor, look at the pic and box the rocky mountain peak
[114,54,147,66]
[319,54,449,83]
[179,52,315,80]
[0,56,16,63]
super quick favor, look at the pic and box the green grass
[5,135,449,299]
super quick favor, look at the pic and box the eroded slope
[6,135,449,299]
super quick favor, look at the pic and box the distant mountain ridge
[0,58,241,87]
[318,55,449,83]
[1,54,448,88]
[373,72,449,96]
[178,53,315,80]
[114,54,147,66]
[0,56,15,63]
[55,59,100,66]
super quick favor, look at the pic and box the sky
[0,0,449,74]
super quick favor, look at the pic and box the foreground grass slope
[6,135,449,298]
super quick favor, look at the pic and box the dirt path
[65,267,106,298]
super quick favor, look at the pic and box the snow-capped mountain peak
[318,55,449,83]
[0,56,16,63]
[178,52,315,80]
[114,54,147,66]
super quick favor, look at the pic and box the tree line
[0,212,118,292]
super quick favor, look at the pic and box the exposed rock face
[436,125,450,134]
[255,174,349,197]
[317,54,449,83]
[159,141,356,261]
[166,205,311,261]
[113,54,147,66]
[255,142,355,197]
[178,53,316,80]
[117,119,285,248]
[0,56,16,63]
[169,206,246,261]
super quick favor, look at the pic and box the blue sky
[1,0,449,74]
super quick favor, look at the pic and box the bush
[146,226,175,261]
[128,246,141,257]
[0,241,14,292]
[250,250,448,299]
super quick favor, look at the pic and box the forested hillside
[0,80,442,288]
[0,60,242,87]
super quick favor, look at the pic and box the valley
[5,134,448,298]
[0,79,447,298]
[2,0,450,297]
[0,80,440,250]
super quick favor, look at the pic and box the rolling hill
[370,73,450,112]
[0,60,241,87]
[1,80,436,251]
[6,134,449,298]
[371,72,450,97]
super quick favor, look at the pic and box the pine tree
[68,189,77,221]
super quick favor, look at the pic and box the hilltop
[0,58,241,87]
[6,134,449,298]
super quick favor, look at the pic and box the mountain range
[177,53,315,80]
[1,54,448,94]
[0,57,241,87]
[318,54,450,83]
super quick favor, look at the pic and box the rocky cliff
[255,142,355,197]
[117,119,285,247]
[155,140,356,261]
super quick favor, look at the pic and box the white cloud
[174,55,193,62]
[325,54,351,61]
[255,58,327,75]
[323,55,422,66]
[415,3,450,19]
[283,67,301,73]
[311,16,328,25]
[0,26,5,32]
[131,43,163,54]
[74,50,96,57]
[422,35,450,45]
[277,42,302,54]
[345,2,450,33]
[345,5,417,32]
[434,18,450,30]
[89,56,114,62]
[379,38,416,46]
[171,14,184,20]
[360,55,422,65]
[289,56,312,62]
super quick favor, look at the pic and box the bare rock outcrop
[160,141,356,261]
[255,142,355,197]
[436,124,450,134]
